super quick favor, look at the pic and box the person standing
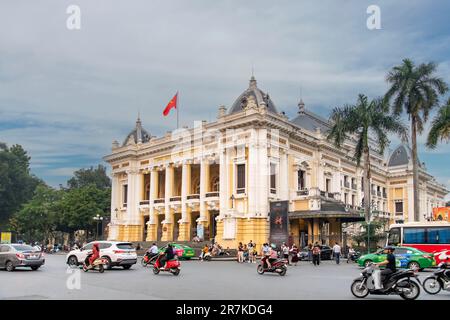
[247,240,255,263]
[332,242,341,265]
[290,244,299,266]
[307,243,313,263]
[237,242,244,263]
[281,242,290,265]
[312,242,321,266]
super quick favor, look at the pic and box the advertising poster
[269,201,289,246]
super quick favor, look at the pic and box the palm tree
[426,98,450,149]
[327,94,407,223]
[384,59,448,221]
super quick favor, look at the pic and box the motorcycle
[423,261,450,295]
[152,254,181,276]
[257,257,287,276]
[82,255,108,273]
[347,251,361,263]
[202,252,212,261]
[141,252,158,267]
[350,263,421,300]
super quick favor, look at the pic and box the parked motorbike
[350,263,421,300]
[257,257,287,276]
[423,261,450,295]
[152,254,181,276]
[82,255,108,273]
[202,252,212,261]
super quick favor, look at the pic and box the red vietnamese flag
[163,92,178,116]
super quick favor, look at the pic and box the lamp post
[93,214,104,240]
[114,208,118,220]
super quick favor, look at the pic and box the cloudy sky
[0,0,449,196]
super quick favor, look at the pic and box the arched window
[192,178,200,194]
[211,176,220,192]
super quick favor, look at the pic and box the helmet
[270,243,276,249]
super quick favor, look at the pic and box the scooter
[423,260,450,295]
[153,254,181,276]
[347,251,361,263]
[141,252,158,267]
[350,263,421,300]
[257,257,287,276]
[82,255,108,273]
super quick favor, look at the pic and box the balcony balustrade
[297,189,309,196]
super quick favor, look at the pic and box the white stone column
[199,157,209,220]
[110,173,119,221]
[258,129,269,216]
[280,150,288,200]
[148,168,157,224]
[247,129,258,215]
[181,161,191,221]
[164,164,174,223]
[219,148,228,217]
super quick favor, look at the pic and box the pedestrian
[332,242,341,265]
[243,244,249,262]
[290,244,299,266]
[237,242,244,263]
[247,240,255,263]
[281,242,290,265]
[312,242,321,266]
[307,243,313,263]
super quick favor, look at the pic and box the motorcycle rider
[158,243,175,269]
[261,243,270,268]
[347,246,356,263]
[86,242,100,268]
[267,244,278,270]
[145,243,159,262]
[375,246,397,288]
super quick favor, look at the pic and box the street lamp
[93,214,104,240]
[114,208,118,220]
[230,194,235,209]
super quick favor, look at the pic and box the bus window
[427,228,450,244]
[403,228,426,244]
[388,228,400,245]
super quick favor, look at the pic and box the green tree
[385,59,448,221]
[9,185,60,244]
[0,142,41,227]
[58,185,110,239]
[327,94,407,223]
[67,165,111,190]
[426,98,450,149]
[351,221,385,252]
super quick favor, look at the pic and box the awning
[288,210,365,222]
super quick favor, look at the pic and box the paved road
[0,255,448,300]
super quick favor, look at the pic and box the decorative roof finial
[298,86,305,113]
[249,65,257,88]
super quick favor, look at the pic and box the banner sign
[1,232,12,244]
[197,224,204,241]
[269,201,289,245]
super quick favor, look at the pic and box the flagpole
[177,91,179,129]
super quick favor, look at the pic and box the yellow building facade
[104,77,448,248]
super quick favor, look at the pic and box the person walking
[312,242,321,266]
[332,242,341,265]
[237,242,244,263]
[290,244,299,266]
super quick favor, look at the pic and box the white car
[66,241,137,270]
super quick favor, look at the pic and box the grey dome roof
[122,117,151,146]
[228,76,278,114]
[388,145,413,167]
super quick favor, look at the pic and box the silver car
[0,243,45,271]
